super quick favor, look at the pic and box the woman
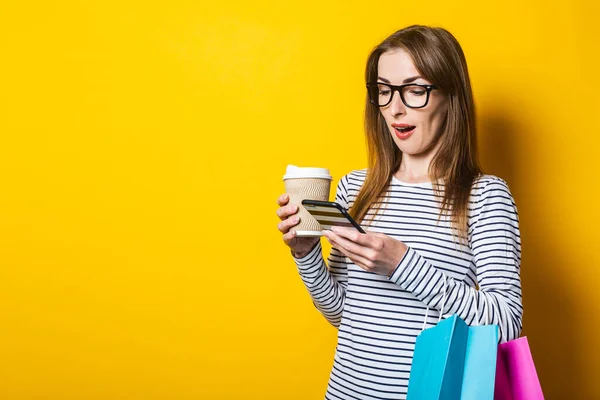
[276,25,522,399]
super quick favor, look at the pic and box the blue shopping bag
[407,285,499,400]
[461,324,499,399]
[407,315,469,400]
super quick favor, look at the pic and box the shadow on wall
[478,109,581,399]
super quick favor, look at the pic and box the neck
[395,133,444,183]
[396,147,439,183]
[395,159,430,182]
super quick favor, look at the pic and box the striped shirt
[293,169,522,400]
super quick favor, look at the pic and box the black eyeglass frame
[366,82,438,109]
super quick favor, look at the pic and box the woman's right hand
[276,194,319,258]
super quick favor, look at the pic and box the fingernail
[331,226,339,232]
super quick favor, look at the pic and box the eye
[409,90,426,96]
[379,90,391,96]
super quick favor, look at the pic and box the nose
[387,88,407,116]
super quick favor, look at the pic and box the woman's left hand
[323,226,408,277]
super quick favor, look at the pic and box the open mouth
[395,125,416,133]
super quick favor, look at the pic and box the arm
[292,175,351,327]
[389,178,522,342]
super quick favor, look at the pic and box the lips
[392,123,416,139]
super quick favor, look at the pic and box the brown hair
[351,25,483,241]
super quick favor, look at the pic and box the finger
[327,230,372,259]
[276,193,289,207]
[336,246,372,271]
[276,204,298,221]
[326,235,372,269]
[282,230,296,245]
[278,215,300,233]
[331,226,371,246]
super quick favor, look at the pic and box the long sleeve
[389,178,523,343]
[293,175,351,327]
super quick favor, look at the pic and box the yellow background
[1,0,599,398]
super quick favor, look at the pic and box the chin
[393,140,421,156]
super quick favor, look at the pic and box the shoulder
[334,169,367,207]
[347,168,368,184]
[471,174,513,200]
[337,168,368,190]
[469,174,519,222]
[472,174,509,189]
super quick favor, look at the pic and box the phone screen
[302,200,366,233]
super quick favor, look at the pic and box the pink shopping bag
[494,336,544,400]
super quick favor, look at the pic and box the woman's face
[377,49,447,157]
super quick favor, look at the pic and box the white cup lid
[283,165,332,180]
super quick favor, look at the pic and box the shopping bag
[408,281,499,400]
[461,324,499,399]
[407,314,469,400]
[494,336,544,400]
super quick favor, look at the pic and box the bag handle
[421,281,490,332]
[421,274,447,332]
[472,289,489,326]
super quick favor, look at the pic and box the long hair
[350,25,483,241]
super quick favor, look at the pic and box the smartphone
[301,199,366,234]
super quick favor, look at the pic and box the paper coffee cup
[283,165,332,237]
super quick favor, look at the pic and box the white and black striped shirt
[294,169,522,400]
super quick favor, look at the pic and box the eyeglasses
[366,82,438,108]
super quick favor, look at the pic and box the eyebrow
[377,75,423,84]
